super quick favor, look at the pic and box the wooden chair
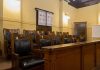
[11,33,44,70]
[23,30,38,47]
[62,32,73,44]
[71,35,77,43]
[3,28,19,59]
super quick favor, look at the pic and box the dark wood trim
[35,8,54,14]
[35,9,52,32]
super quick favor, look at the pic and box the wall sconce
[5,0,20,12]
[63,13,70,25]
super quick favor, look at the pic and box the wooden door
[74,22,87,41]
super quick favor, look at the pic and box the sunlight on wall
[98,14,100,25]
[4,0,20,13]
[63,13,70,26]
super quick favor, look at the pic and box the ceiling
[65,0,100,8]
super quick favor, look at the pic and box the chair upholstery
[20,58,44,69]
[14,39,31,56]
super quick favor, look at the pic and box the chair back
[12,34,31,56]
[14,39,31,56]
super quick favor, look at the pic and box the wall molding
[3,19,21,23]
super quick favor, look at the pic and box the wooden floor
[0,57,11,70]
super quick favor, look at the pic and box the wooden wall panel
[55,47,81,70]
[43,41,100,70]
[82,43,95,70]
[96,42,100,66]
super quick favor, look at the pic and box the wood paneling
[43,41,100,70]
[82,43,95,70]
[43,44,81,70]
[55,47,81,70]
[96,41,100,66]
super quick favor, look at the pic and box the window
[35,8,54,31]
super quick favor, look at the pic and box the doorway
[74,22,87,41]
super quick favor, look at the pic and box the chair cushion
[14,39,31,56]
[20,58,44,69]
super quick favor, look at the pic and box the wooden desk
[81,42,96,70]
[42,41,100,70]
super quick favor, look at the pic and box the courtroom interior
[0,0,100,70]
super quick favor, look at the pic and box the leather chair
[63,35,74,43]
[39,38,51,48]
[67,35,73,43]
[23,30,43,58]
[31,34,52,58]
[11,34,44,70]
[52,34,61,45]
[63,38,69,44]
[50,32,58,45]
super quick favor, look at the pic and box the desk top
[42,40,100,50]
